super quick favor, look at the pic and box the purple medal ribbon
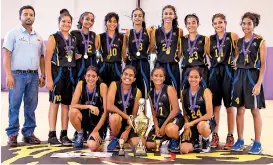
[153,85,165,112]
[86,85,97,105]
[216,32,227,55]
[189,87,200,112]
[58,31,72,56]
[121,85,132,113]
[133,28,143,53]
[80,30,90,55]
[242,34,255,59]
[106,32,117,54]
[187,34,199,58]
[162,27,173,49]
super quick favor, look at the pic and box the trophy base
[133,148,147,157]
[133,138,147,157]
[118,150,125,156]
[154,151,161,156]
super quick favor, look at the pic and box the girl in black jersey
[208,13,239,149]
[181,14,209,89]
[106,66,142,150]
[70,66,108,150]
[71,12,97,82]
[146,67,184,153]
[180,67,215,154]
[125,8,153,99]
[231,12,266,154]
[150,5,182,97]
[96,12,127,86]
[45,9,76,146]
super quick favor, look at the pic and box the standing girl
[71,12,97,82]
[45,9,76,146]
[181,14,209,89]
[208,13,239,149]
[231,12,265,154]
[150,5,182,97]
[96,12,127,86]
[125,8,153,98]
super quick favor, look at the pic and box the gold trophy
[128,98,149,156]
[154,139,161,156]
[118,139,125,156]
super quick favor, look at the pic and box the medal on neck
[133,28,143,57]
[58,31,72,62]
[162,27,172,55]
[216,32,227,63]
[187,34,199,63]
[243,34,255,65]
[189,87,200,112]
[80,30,90,59]
[121,85,132,113]
[106,32,117,56]
[85,85,97,105]
[153,85,164,113]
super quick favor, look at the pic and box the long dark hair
[104,12,119,34]
[77,12,95,29]
[161,5,178,31]
[131,8,146,29]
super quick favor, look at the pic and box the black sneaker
[8,135,18,147]
[60,136,72,146]
[48,136,62,147]
[202,138,211,153]
[23,134,41,145]
[193,139,202,153]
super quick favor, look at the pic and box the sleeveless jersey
[128,28,150,60]
[98,32,123,63]
[155,27,180,63]
[51,32,77,67]
[181,35,206,68]
[236,37,264,69]
[114,82,138,115]
[70,30,96,56]
[80,81,104,125]
[182,86,207,122]
[209,32,235,67]
[149,85,170,119]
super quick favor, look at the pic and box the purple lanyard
[58,31,72,55]
[121,85,132,113]
[242,34,255,58]
[153,85,165,112]
[106,32,117,54]
[216,32,227,54]
[133,28,143,51]
[189,87,200,112]
[161,27,172,49]
[187,34,199,57]
[80,31,90,55]
[86,85,97,105]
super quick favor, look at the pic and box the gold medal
[166,48,170,55]
[188,58,193,63]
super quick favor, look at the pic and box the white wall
[1,0,273,46]
[141,0,273,46]
[1,0,137,40]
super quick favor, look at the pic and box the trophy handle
[128,115,136,132]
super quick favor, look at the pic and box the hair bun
[60,9,69,15]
